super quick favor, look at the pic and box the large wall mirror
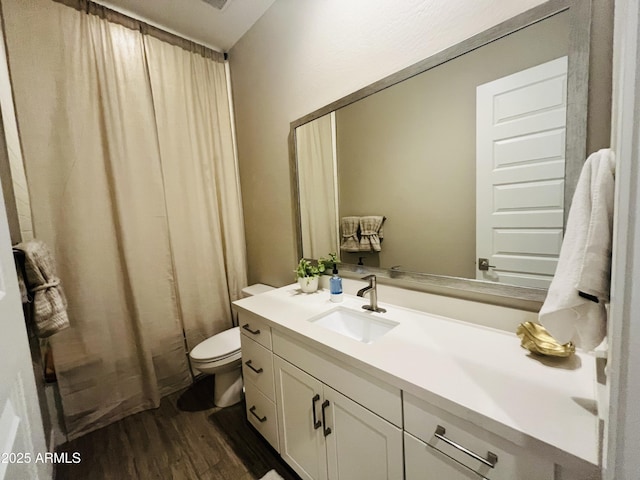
[290,0,592,302]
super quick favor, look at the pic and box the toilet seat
[190,326,241,362]
[187,284,275,408]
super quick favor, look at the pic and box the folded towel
[14,239,70,338]
[359,216,385,252]
[340,216,360,252]
[539,149,615,350]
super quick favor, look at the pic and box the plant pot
[298,276,319,293]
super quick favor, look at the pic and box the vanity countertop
[232,284,599,472]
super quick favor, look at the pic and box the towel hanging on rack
[359,216,385,252]
[538,149,615,350]
[13,240,70,338]
[340,216,360,252]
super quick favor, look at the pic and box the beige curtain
[3,0,246,439]
[143,35,247,349]
[297,113,339,259]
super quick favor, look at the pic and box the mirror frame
[289,0,591,303]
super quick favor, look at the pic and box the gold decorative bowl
[516,321,575,357]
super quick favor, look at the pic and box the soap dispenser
[330,263,343,303]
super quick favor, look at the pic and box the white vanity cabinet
[234,288,600,480]
[403,393,554,480]
[239,312,279,451]
[272,333,403,480]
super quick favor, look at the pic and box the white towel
[539,149,615,350]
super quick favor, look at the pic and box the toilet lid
[241,283,275,297]
[190,326,240,361]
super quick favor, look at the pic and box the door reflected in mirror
[295,10,572,290]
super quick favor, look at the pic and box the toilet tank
[241,283,275,298]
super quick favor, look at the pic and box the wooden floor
[55,377,300,480]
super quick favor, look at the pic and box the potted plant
[319,252,339,271]
[295,258,326,293]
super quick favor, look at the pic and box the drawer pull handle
[245,360,263,374]
[321,400,332,437]
[311,394,321,429]
[249,405,267,423]
[434,425,498,468]
[242,323,261,335]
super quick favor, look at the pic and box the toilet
[189,283,275,407]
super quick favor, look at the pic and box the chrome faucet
[356,275,386,313]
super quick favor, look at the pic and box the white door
[324,385,403,480]
[274,356,327,480]
[476,56,568,288]
[0,176,49,477]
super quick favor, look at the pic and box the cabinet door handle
[321,400,332,437]
[249,405,267,423]
[244,360,263,374]
[242,323,261,335]
[434,425,498,468]
[311,394,321,429]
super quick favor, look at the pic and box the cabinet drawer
[245,381,279,452]
[241,334,275,400]
[406,431,487,480]
[239,311,272,349]
[404,393,553,480]
[273,330,401,426]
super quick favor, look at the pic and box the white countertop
[233,284,599,472]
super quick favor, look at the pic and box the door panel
[476,56,568,288]
[493,76,566,121]
[0,163,48,479]
[493,229,563,256]
[493,130,565,167]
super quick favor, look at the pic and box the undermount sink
[308,307,399,344]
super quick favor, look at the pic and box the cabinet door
[324,385,403,480]
[274,356,327,480]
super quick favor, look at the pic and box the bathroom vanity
[234,285,600,480]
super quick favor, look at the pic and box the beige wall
[229,0,553,287]
[336,12,569,278]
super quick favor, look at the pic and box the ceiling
[96,0,276,51]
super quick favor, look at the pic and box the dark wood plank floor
[54,377,300,480]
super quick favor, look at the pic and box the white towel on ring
[539,149,615,350]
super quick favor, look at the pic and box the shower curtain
[2,0,247,439]
[297,113,340,259]
[143,36,247,350]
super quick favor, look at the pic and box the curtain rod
[53,0,227,62]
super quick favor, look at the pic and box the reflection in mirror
[294,6,583,297]
[297,112,338,259]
